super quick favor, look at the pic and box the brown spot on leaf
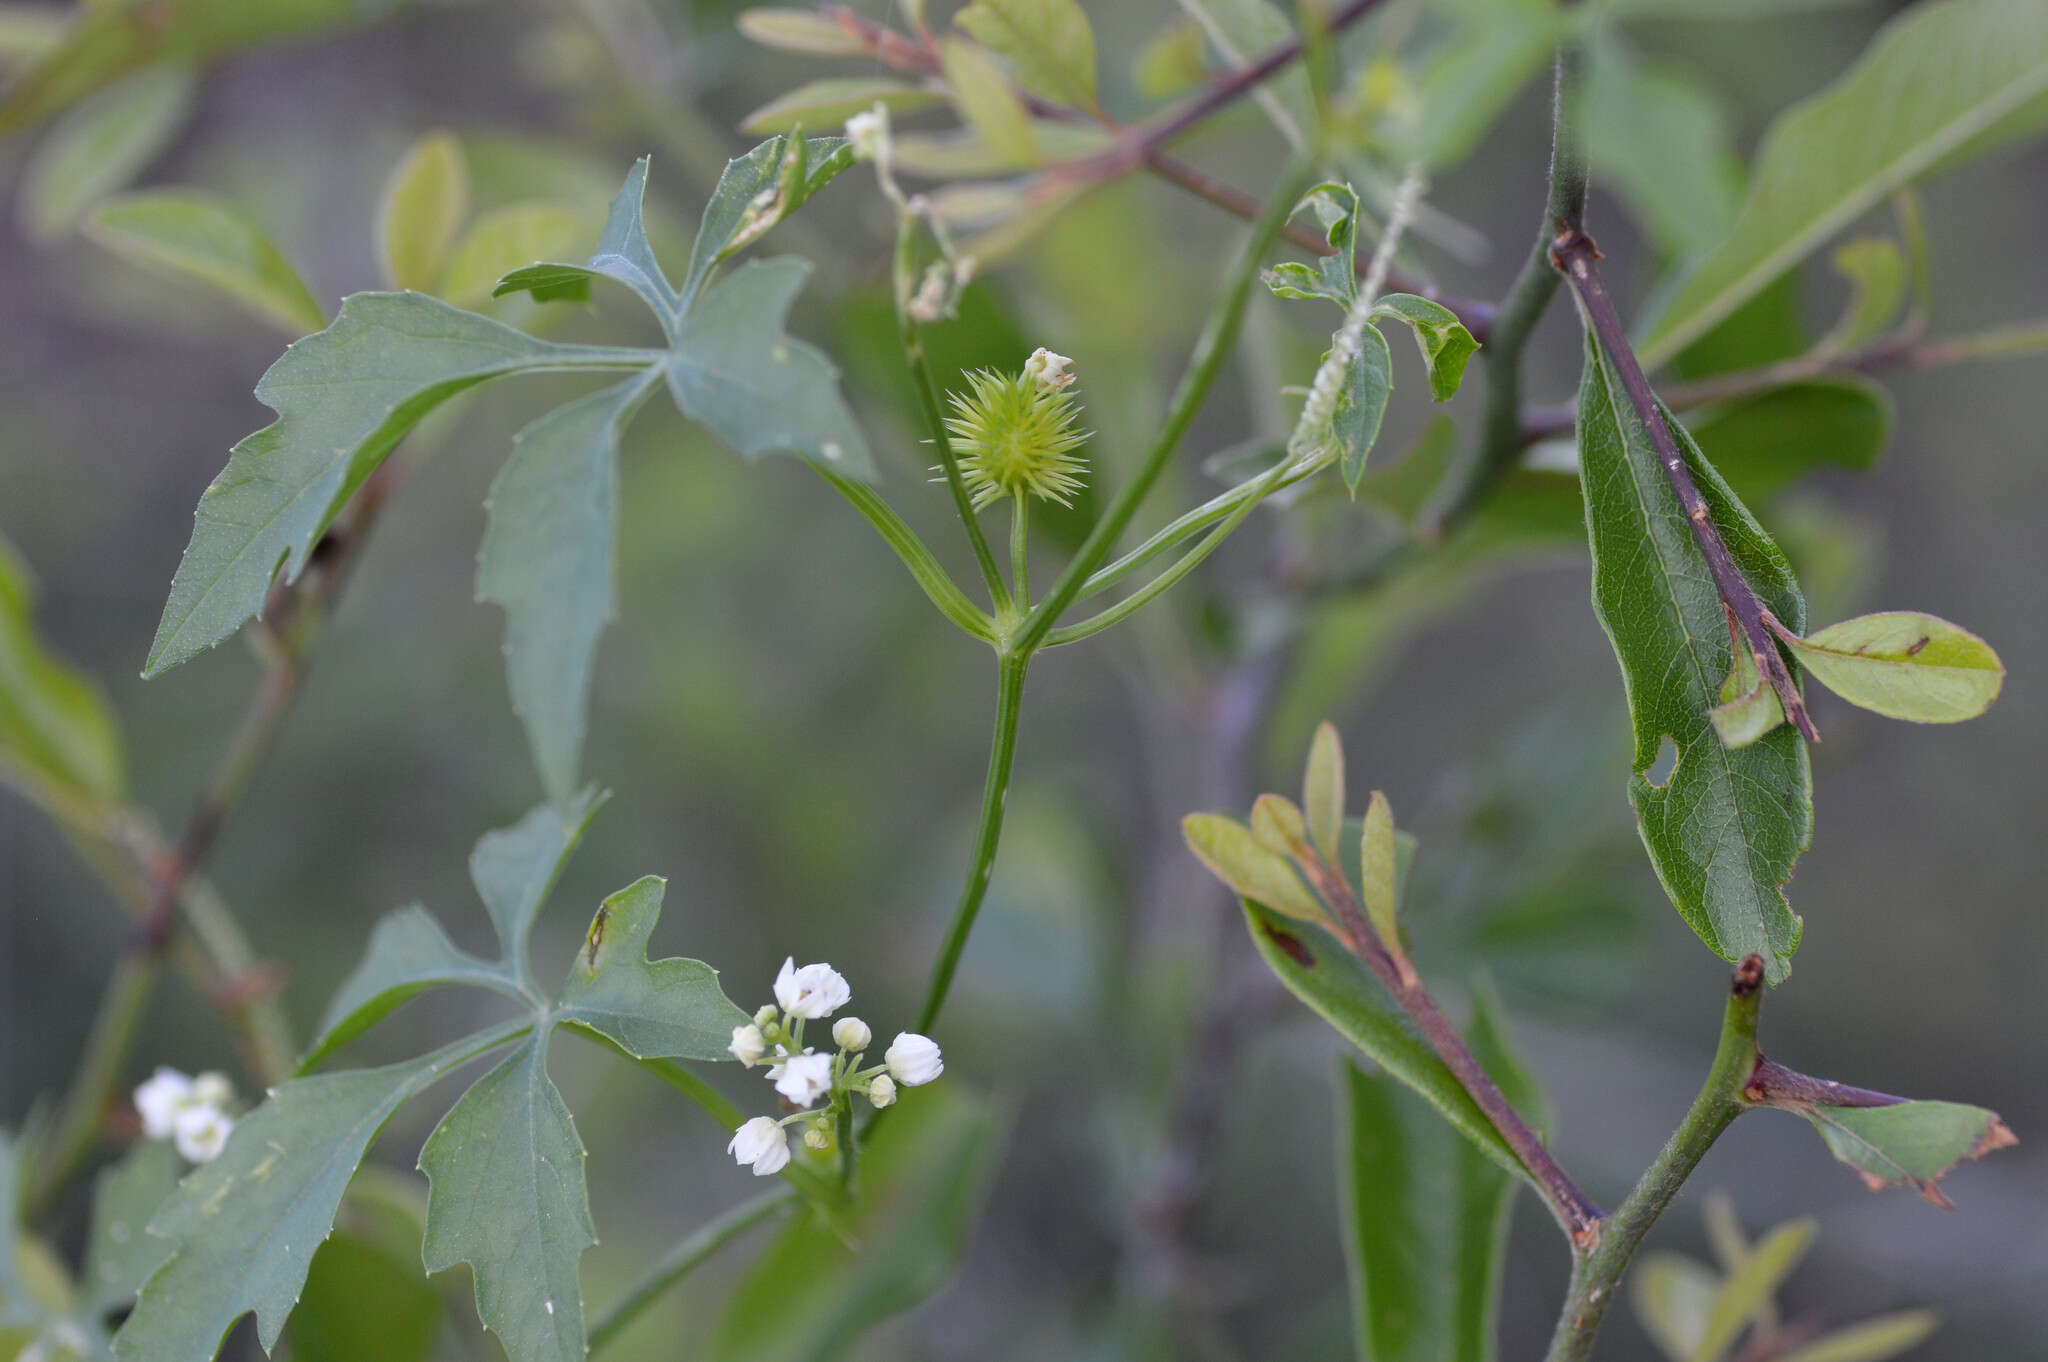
[1906,635,1930,656]
[585,905,609,967]
[1263,924,1316,968]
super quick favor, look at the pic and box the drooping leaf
[1371,293,1478,402]
[1818,238,1908,354]
[439,201,591,308]
[956,0,1099,111]
[17,62,195,243]
[1799,1100,2015,1207]
[1183,814,1330,926]
[85,189,326,337]
[304,905,521,1070]
[81,1141,179,1317]
[1577,32,1741,261]
[478,376,656,804]
[112,1023,528,1360]
[1642,0,2048,367]
[0,534,125,823]
[1574,326,1811,982]
[1242,900,1530,1183]
[1303,721,1345,862]
[1786,612,2004,724]
[288,1230,442,1362]
[940,38,1042,167]
[555,875,748,1060]
[734,8,869,57]
[739,79,945,136]
[419,1033,592,1362]
[376,130,470,292]
[142,295,648,676]
[470,789,607,965]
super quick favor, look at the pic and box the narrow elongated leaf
[143,295,647,676]
[1690,1221,1814,1362]
[470,790,606,965]
[956,0,1098,110]
[1642,0,2048,367]
[82,1141,180,1317]
[735,9,870,56]
[1359,792,1398,952]
[1634,1253,1722,1362]
[556,875,748,1060]
[1786,612,2004,723]
[940,39,1041,167]
[1800,1100,2015,1207]
[0,534,125,819]
[1575,327,1811,982]
[739,79,944,136]
[1370,294,1479,402]
[1303,721,1345,862]
[420,1033,592,1362]
[1244,901,1527,1182]
[1773,1313,1940,1362]
[305,905,521,1070]
[85,189,325,337]
[478,376,655,803]
[113,1024,528,1360]
[1578,34,1740,261]
[1183,814,1330,925]
[18,62,194,242]
[665,257,873,474]
[376,130,470,292]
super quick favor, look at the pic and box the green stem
[914,650,1029,1033]
[1543,957,1767,1362]
[586,1189,793,1353]
[1014,160,1314,654]
[815,465,997,641]
[1010,496,1030,606]
[26,956,155,1219]
[1071,450,1316,602]
[894,217,1009,614]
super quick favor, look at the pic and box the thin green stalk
[1013,160,1315,655]
[914,650,1029,1033]
[1010,496,1031,606]
[587,1189,793,1353]
[894,218,1009,614]
[1544,958,1767,1362]
[26,956,155,1219]
[1073,451,1318,602]
[815,465,997,641]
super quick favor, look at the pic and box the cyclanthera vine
[2,2,2041,1361]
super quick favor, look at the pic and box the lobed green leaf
[303,905,521,1071]
[556,876,748,1061]
[470,789,607,966]
[81,1141,180,1318]
[1370,293,1478,403]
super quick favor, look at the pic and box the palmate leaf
[556,876,743,1061]
[1574,326,1811,982]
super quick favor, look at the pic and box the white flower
[845,105,888,163]
[773,1051,834,1108]
[831,1017,872,1052]
[173,1104,233,1164]
[885,1033,943,1086]
[773,957,851,1019]
[134,1067,193,1140]
[728,1116,791,1176]
[866,1073,897,1108]
[1023,347,1076,393]
[190,1071,233,1108]
[729,1024,767,1067]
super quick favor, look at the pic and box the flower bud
[845,106,888,163]
[884,1033,944,1087]
[1022,347,1076,393]
[803,1125,831,1151]
[173,1104,233,1164]
[729,1024,767,1067]
[832,1017,871,1052]
[754,1003,780,1028]
[774,957,852,1019]
[772,1050,834,1108]
[865,1073,897,1108]
[134,1067,193,1140]
[190,1071,233,1108]
[727,1116,791,1176]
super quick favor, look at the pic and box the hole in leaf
[1645,736,1679,788]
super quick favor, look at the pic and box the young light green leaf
[304,905,522,1070]
[556,876,748,1060]
[1799,1100,2015,1207]
[939,38,1042,167]
[1359,791,1398,952]
[85,189,325,337]
[376,130,470,292]
[1249,793,1310,860]
[1370,294,1479,402]
[478,376,656,804]
[1183,814,1330,925]
[1818,238,1907,354]
[1303,721,1345,862]
[17,62,194,243]
[112,1023,528,1361]
[1133,19,1210,100]
[1786,612,2004,724]
[471,789,607,965]
[890,121,1110,177]
[1575,327,1812,982]
[419,1033,592,1362]
[739,79,944,136]
[439,200,590,308]
[1689,1220,1815,1362]
[0,534,125,821]
[1243,900,1531,1184]
[1642,0,2048,367]
[665,256,873,475]
[734,8,869,57]
[1771,1312,1940,1362]
[82,1141,179,1316]
[955,0,1098,111]
[141,294,646,676]
[1708,638,1786,749]
[1578,32,1741,261]
[1264,181,1360,309]
[1634,1253,1722,1362]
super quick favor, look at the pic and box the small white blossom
[866,1073,897,1108]
[1023,347,1076,393]
[773,1051,834,1108]
[885,1033,944,1086]
[173,1104,233,1164]
[728,1116,791,1176]
[845,106,888,163]
[134,1067,193,1140]
[730,1024,767,1067]
[832,1017,872,1052]
[773,957,851,1019]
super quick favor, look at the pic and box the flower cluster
[133,1066,236,1163]
[725,957,944,1177]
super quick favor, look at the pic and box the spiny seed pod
[943,356,1089,509]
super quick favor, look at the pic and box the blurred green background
[2,1,2044,1358]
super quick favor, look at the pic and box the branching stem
[586,1189,793,1353]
